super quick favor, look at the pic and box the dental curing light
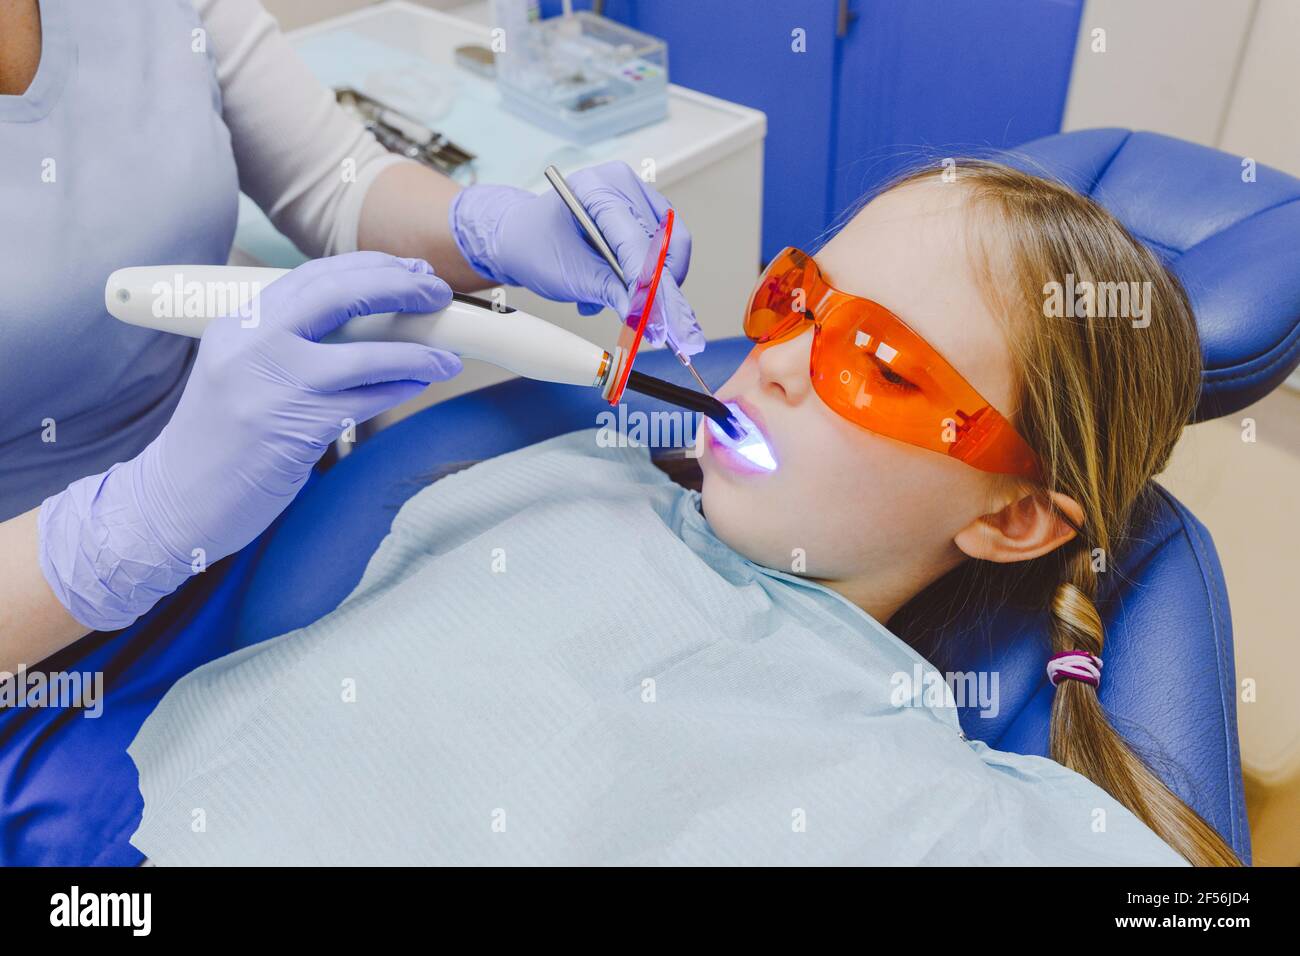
[103,214,744,439]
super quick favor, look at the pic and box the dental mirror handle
[544,166,626,286]
[544,165,713,396]
[104,266,610,388]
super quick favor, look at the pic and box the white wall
[1218,0,1300,176]
[1062,0,1257,148]
[1063,0,1300,180]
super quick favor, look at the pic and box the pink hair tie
[1046,650,1103,688]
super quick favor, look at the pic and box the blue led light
[708,403,777,471]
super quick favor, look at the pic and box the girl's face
[697,180,1026,622]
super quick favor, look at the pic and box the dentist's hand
[449,161,704,355]
[39,252,462,632]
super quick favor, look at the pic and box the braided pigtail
[1046,549,1241,866]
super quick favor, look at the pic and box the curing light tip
[708,403,777,471]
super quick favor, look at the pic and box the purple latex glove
[449,161,704,355]
[39,252,462,632]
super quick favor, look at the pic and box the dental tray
[496,12,668,144]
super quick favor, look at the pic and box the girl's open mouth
[704,399,777,473]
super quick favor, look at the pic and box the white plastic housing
[104,265,609,388]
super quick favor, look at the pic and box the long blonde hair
[880,158,1241,866]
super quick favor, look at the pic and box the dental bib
[128,429,1186,866]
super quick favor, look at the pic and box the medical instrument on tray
[103,216,744,440]
[745,247,1042,479]
[453,44,497,79]
[495,10,668,143]
[543,164,714,398]
[335,87,476,180]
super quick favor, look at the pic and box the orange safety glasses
[744,247,1043,481]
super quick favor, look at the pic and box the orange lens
[743,247,817,344]
[744,248,1043,481]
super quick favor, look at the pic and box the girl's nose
[755,325,815,404]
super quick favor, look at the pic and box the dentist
[0,0,699,666]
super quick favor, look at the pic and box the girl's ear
[953,490,1084,564]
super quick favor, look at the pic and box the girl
[695,159,1238,866]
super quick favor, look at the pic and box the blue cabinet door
[601,0,843,262]
[548,1,1081,260]
[831,0,1083,214]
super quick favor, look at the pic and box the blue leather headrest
[1006,128,1300,420]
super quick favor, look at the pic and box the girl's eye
[871,355,917,391]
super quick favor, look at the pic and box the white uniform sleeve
[192,0,408,257]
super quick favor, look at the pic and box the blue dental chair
[5,130,1296,865]
[238,130,1300,865]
